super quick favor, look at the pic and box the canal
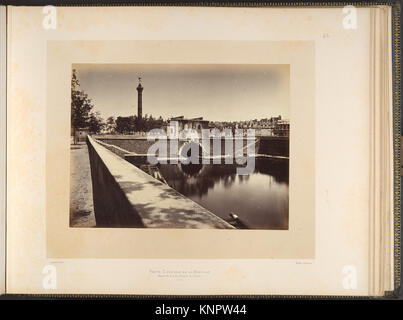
[149,157,289,230]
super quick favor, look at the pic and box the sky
[73,64,289,122]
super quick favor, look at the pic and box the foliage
[115,116,136,134]
[87,111,105,134]
[106,116,116,134]
[115,115,166,134]
[71,69,96,133]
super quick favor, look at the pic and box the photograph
[70,64,290,230]
[4,4,400,299]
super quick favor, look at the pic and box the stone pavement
[70,141,96,227]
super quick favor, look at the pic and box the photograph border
[46,40,315,260]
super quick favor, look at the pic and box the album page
[6,6,386,295]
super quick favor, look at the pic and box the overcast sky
[73,64,289,122]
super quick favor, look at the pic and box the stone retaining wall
[94,135,288,158]
[86,136,234,229]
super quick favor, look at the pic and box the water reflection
[156,157,289,230]
[178,162,204,176]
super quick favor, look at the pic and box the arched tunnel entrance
[178,141,205,176]
[178,141,204,163]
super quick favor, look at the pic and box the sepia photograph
[7,4,397,297]
[70,64,290,230]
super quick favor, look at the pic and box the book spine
[392,2,401,298]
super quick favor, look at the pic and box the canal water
[155,157,289,230]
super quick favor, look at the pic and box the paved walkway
[70,141,96,227]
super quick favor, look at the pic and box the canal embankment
[86,135,235,229]
[93,134,289,159]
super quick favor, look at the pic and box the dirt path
[70,141,96,227]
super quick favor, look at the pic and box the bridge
[93,134,289,165]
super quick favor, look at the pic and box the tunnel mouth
[178,141,204,164]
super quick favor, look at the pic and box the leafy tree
[115,116,136,134]
[71,69,107,141]
[87,111,105,134]
[106,116,116,134]
[114,115,166,134]
[135,115,145,132]
[71,69,95,143]
[141,114,166,132]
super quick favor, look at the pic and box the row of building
[165,115,290,138]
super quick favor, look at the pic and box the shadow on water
[150,157,289,230]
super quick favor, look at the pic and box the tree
[115,116,136,134]
[71,69,95,143]
[141,114,166,132]
[106,116,116,134]
[135,115,145,132]
[87,111,105,134]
